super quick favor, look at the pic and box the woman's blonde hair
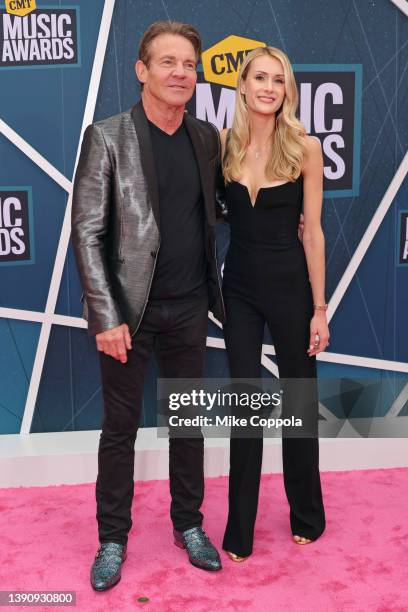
[223,46,307,183]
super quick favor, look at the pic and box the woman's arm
[301,136,330,356]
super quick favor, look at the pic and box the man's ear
[135,59,147,84]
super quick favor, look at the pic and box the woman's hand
[307,312,330,356]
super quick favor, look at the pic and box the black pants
[96,296,209,546]
[222,293,326,557]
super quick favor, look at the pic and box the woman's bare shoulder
[304,134,322,154]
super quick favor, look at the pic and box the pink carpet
[1,468,407,611]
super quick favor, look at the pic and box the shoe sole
[174,539,222,571]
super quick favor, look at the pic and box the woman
[219,46,329,561]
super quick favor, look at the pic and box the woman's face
[240,54,286,117]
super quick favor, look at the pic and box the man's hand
[298,213,305,242]
[96,323,132,363]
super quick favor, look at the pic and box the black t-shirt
[147,118,207,300]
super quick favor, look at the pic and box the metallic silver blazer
[71,101,226,336]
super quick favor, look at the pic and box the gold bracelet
[313,304,328,311]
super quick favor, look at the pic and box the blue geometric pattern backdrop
[0,0,407,434]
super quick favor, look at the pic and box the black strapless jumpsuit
[221,176,326,557]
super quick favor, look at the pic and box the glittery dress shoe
[173,527,222,571]
[90,542,127,591]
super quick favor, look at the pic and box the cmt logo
[201,35,265,88]
[0,6,80,68]
[0,189,34,265]
[5,0,36,17]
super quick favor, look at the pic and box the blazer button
[150,251,157,257]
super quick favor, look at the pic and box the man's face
[136,34,198,108]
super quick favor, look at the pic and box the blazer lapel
[184,113,216,226]
[131,101,160,229]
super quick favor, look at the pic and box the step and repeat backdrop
[0,0,407,435]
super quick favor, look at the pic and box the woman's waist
[223,240,307,275]
[228,235,301,252]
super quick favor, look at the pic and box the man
[72,21,225,591]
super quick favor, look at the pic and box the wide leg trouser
[222,293,326,557]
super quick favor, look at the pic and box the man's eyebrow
[159,54,196,63]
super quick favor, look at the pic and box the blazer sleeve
[71,124,124,335]
[215,159,228,223]
[207,122,229,224]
